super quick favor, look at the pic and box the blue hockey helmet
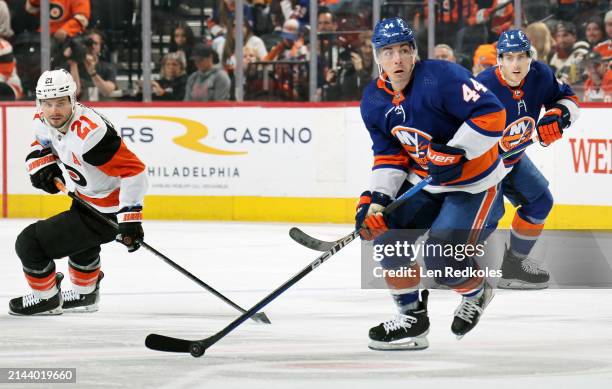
[371,17,415,50]
[497,29,532,57]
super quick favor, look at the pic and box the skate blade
[497,279,548,290]
[368,330,429,351]
[8,307,63,316]
[63,303,99,313]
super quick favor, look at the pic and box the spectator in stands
[472,43,497,76]
[470,0,514,36]
[151,52,187,101]
[216,0,254,31]
[264,18,307,61]
[170,23,197,75]
[0,0,13,40]
[593,10,612,63]
[582,51,612,102]
[251,0,276,36]
[414,0,513,56]
[244,45,263,66]
[59,28,117,101]
[220,18,268,72]
[185,43,231,101]
[318,7,337,35]
[321,30,373,101]
[433,44,456,63]
[572,0,606,40]
[318,7,347,100]
[525,22,554,64]
[25,0,90,43]
[279,0,309,27]
[0,37,22,99]
[549,21,589,85]
[584,18,605,48]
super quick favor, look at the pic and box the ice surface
[1,220,611,389]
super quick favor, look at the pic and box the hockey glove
[536,105,570,146]
[30,163,65,194]
[116,206,144,252]
[355,191,392,241]
[426,143,466,185]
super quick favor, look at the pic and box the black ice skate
[62,271,104,312]
[451,281,494,339]
[498,245,549,290]
[368,290,430,351]
[9,273,64,316]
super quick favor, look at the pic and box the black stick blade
[145,334,192,353]
[289,227,335,252]
[252,312,272,324]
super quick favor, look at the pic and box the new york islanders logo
[500,117,535,152]
[391,126,431,169]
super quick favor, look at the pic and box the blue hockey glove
[427,143,466,185]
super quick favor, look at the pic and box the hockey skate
[498,245,549,289]
[9,273,64,316]
[368,290,430,351]
[62,271,104,312]
[451,281,494,339]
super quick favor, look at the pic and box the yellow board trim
[4,194,612,229]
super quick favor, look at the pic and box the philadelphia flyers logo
[391,126,431,169]
[64,165,87,187]
[500,117,535,152]
[49,4,64,21]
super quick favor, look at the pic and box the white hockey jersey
[26,103,148,213]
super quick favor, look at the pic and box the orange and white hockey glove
[536,104,571,146]
[355,191,392,241]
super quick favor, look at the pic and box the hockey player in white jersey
[9,69,148,316]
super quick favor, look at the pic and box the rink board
[1,102,610,227]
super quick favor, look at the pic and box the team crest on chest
[391,126,431,168]
[500,117,535,152]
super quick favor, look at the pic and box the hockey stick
[144,173,431,357]
[290,139,536,251]
[144,138,540,355]
[53,178,271,324]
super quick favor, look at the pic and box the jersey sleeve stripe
[373,153,410,168]
[97,141,145,178]
[448,120,503,161]
[445,145,500,186]
[373,164,410,172]
[466,109,507,137]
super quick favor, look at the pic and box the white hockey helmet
[35,69,77,110]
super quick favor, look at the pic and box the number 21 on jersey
[70,116,98,140]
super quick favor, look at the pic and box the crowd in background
[0,0,610,103]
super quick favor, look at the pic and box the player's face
[499,52,530,86]
[378,43,416,85]
[40,96,72,129]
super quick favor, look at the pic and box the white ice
[1,219,611,389]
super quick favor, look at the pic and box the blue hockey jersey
[361,59,507,196]
[476,61,579,167]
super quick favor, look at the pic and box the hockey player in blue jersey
[357,17,507,350]
[476,30,580,289]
